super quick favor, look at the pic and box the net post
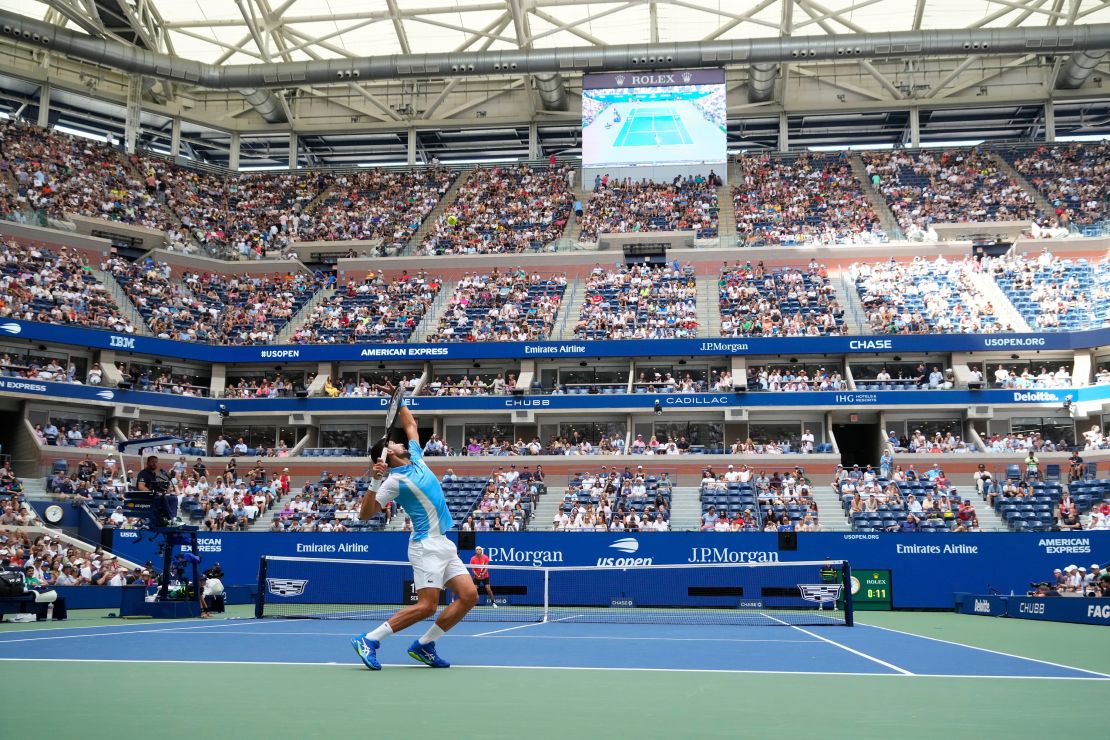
[255,556,268,619]
[542,568,550,623]
[841,560,854,627]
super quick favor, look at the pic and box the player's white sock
[418,624,445,645]
[365,622,393,642]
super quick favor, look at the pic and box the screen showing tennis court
[582,69,726,168]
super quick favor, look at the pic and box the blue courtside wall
[1,317,1107,364]
[2,376,1107,413]
[109,530,1110,609]
[25,499,83,528]
[957,593,1110,625]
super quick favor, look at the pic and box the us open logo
[609,538,639,554]
[266,578,308,597]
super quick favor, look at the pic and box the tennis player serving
[351,397,477,670]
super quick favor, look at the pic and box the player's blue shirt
[374,439,454,541]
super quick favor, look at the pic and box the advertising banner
[2,318,1105,365]
[108,530,1110,609]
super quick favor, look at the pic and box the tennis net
[256,556,853,626]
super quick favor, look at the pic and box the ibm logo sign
[110,335,136,349]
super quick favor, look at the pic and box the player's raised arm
[358,461,391,520]
[399,404,419,443]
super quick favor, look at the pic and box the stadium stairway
[405,172,468,254]
[93,265,155,336]
[715,184,734,245]
[528,487,563,530]
[274,286,335,344]
[696,278,719,337]
[121,156,188,235]
[986,150,1054,216]
[812,487,852,532]
[849,154,901,237]
[555,277,587,340]
[561,183,586,243]
[965,271,1032,332]
[301,182,340,214]
[667,486,704,531]
[833,268,870,335]
[409,279,460,343]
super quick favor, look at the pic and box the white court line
[0,620,259,644]
[0,657,1105,680]
[0,617,247,635]
[761,613,914,676]
[857,621,1110,679]
[153,630,819,644]
[472,614,583,637]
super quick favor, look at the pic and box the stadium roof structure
[0,0,1109,165]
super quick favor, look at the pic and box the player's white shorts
[409,534,469,590]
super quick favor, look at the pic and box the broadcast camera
[1027,581,1059,597]
[151,470,173,495]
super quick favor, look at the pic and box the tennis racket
[377,384,406,463]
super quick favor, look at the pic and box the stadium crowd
[0,120,166,228]
[745,366,847,392]
[303,168,455,247]
[0,239,135,333]
[292,270,441,344]
[552,467,671,532]
[851,256,1009,334]
[1006,143,1110,228]
[985,250,1106,331]
[574,262,697,340]
[718,260,844,337]
[700,466,820,532]
[420,373,519,396]
[862,148,1039,236]
[579,175,718,242]
[732,153,884,246]
[420,165,572,255]
[425,269,566,343]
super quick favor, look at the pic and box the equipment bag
[0,569,25,597]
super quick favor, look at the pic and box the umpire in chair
[136,455,180,526]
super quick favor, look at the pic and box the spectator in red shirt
[469,546,496,607]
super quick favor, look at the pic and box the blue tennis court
[1,614,1104,679]
[3,610,1106,739]
[613,107,693,147]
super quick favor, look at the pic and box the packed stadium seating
[718,261,844,337]
[0,239,134,333]
[426,270,566,342]
[862,148,1039,235]
[554,468,672,531]
[302,168,456,248]
[732,153,884,246]
[575,263,697,340]
[420,165,572,254]
[1000,143,1110,229]
[579,175,718,242]
[1,120,166,227]
[850,256,1007,333]
[292,270,442,344]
